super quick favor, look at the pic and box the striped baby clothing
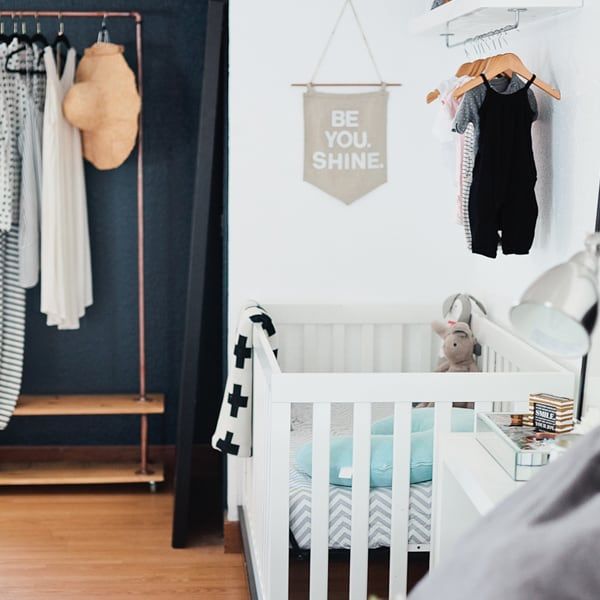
[460,124,476,251]
[0,41,28,430]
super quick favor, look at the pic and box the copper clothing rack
[0,11,165,489]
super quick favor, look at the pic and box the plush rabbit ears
[432,320,474,339]
[432,320,451,338]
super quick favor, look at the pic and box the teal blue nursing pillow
[295,407,474,487]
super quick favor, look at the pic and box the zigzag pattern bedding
[289,467,432,550]
[288,407,432,550]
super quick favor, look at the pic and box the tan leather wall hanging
[63,42,141,170]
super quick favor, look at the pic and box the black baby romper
[468,74,538,258]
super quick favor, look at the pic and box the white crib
[240,304,575,600]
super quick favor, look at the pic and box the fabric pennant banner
[304,88,389,204]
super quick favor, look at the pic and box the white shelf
[410,0,583,36]
[432,433,525,566]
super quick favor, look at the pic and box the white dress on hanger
[41,47,93,330]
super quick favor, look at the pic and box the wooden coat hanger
[453,53,561,100]
[425,57,495,104]
[426,89,440,104]
[457,58,484,78]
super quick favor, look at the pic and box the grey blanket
[410,428,600,600]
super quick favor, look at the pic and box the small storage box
[475,413,552,481]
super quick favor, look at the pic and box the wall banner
[303,88,388,204]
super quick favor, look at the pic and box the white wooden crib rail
[243,307,575,600]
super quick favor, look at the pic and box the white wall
[228,0,600,515]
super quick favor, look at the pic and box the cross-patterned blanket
[212,304,278,457]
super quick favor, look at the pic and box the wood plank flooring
[289,550,429,599]
[0,485,249,600]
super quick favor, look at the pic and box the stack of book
[524,393,574,434]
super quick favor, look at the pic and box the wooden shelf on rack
[0,461,164,485]
[13,394,165,416]
[410,0,583,35]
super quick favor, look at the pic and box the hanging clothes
[432,76,470,224]
[41,47,93,330]
[460,124,476,250]
[453,73,538,152]
[466,74,539,258]
[0,42,29,430]
[0,227,26,430]
[19,44,46,288]
[453,74,539,257]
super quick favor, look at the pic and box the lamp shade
[510,252,599,358]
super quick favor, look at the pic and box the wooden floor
[0,485,249,600]
[289,550,429,599]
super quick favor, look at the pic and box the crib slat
[268,402,291,599]
[392,324,404,372]
[316,326,332,372]
[333,324,345,372]
[310,404,331,600]
[430,402,452,569]
[389,402,412,599]
[303,325,318,372]
[481,345,489,372]
[349,403,372,600]
[476,348,494,412]
[360,325,375,372]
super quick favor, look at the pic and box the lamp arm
[585,232,600,262]
[577,232,600,422]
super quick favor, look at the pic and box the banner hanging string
[309,0,384,86]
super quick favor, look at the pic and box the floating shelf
[0,461,164,486]
[13,393,165,416]
[410,0,583,36]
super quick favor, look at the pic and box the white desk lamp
[510,232,599,357]
[510,232,600,419]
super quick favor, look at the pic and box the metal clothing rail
[441,8,525,50]
[0,11,153,478]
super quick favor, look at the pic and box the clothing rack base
[5,394,166,489]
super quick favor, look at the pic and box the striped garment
[0,42,31,429]
[0,229,25,430]
[461,124,476,251]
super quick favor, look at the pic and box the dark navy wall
[0,1,221,445]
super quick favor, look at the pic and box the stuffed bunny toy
[433,321,480,373]
[416,321,479,409]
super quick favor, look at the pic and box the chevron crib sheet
[289,406,432,550]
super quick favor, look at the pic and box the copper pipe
[135,14,146,407]
[138,414,153,476]
[0,11,139,18]
[134,14,149,476]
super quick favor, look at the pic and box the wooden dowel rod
[291,82,402,87]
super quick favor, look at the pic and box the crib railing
[243,308,575,600]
